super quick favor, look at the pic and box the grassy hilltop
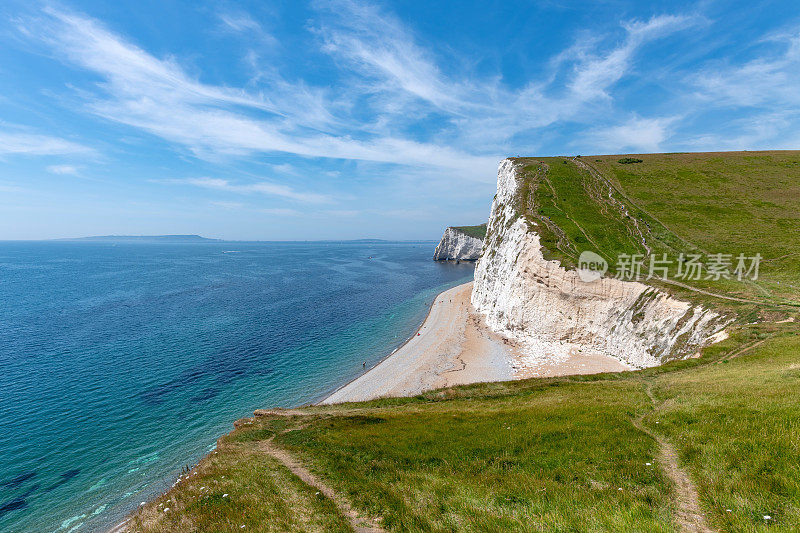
[451,223,488,240]
[129,152,800,532]
[505,152,800,311]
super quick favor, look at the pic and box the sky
[0,0,799,240]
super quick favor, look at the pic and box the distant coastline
[54,234,220,242]
[48,236,440,243]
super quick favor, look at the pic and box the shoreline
[321,281,632,405]
[112,280,630,531]
[315,281,450,404]
[321,281,516,404]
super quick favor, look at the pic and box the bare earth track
[258,438,384,533]
[632,384,714,533]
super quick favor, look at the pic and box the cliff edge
[433,224,486,261]
[472,158,731,370]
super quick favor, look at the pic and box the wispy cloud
[584,116,679,153]
[171,177,332,204]
[692,27,800,108]
[313,2,697,150]
[0,131,92,156]
[209,200,245,209]
[46,164,80,175]
[14,0,793,199]
[259,207,301,216]
[19,7,497,179]
[567,16,696,102]
[16,3,702,181]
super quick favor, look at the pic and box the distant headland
[56,234,220,242]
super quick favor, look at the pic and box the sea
[0,240,474,532]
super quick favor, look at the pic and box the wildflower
[223,494,229,498]
[646,463,652,466]
[164,508,170,512]
[764,515,771,520]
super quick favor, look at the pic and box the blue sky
[1,0,799,240]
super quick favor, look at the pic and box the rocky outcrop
[433,227,484,261]
[471,159,729,370]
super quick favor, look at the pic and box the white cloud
[324,209,359,217]
[259,208,301,216]
[20,8,497,180]
[176,177,332,204]
[584,116,678,153]
[219,12,263,33]
[568,15,696,102]
[313,3,695,151]
[0,183,25,193]
[683,111,800,151]
[16,4,699,184]
[210,200,245,209]
[692,28,800,109]
[0,131,92,156]
[46,164,80,175]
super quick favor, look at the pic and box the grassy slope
[129,323,800,532]
[514,151,800,309]
[129,151,800,532]
[451,223,488,240]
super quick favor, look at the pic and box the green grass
[129,318,800,531]
[648,328,800,530]
[451,223,487,240]
[510,151,800,309]
[128,151,800,532]
[127,431,352,532]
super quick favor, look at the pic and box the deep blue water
[0,241,473,532]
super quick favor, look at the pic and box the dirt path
[722,334,775,361]
[632,384,714,533]
[259,439,384,533]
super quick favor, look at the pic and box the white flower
[646,463,652,466]
[223,494,229,498]
[164,508,170,512]
[764,515,771,520]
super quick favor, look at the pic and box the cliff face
[471,159,729,369]
[433,227,484,261]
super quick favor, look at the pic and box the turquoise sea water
[0,241,473,532]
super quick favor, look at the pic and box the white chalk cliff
[472,159,729,370]
[433,227,483,261]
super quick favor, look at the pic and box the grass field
[451,224,488,240]
[128,318,799,532]
[128,152,800,532]
[513,151,800,309]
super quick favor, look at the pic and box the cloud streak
[15,3,704,183]
[20,7,498,180]
[171,177,333,204]
[0,131,92,156]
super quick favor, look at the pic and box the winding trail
[632,384,714,533]
[259,437,384,533]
